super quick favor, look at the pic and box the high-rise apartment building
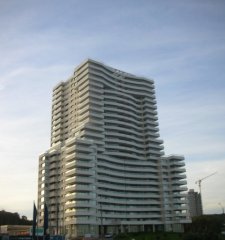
[37,59,190,237]
[187,189,202,218]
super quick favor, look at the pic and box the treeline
[0,210,32,225]
[184,214,225,240]
[188,214,224,233]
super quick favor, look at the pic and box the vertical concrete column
[120,224,124,233]
[152,225,155,232]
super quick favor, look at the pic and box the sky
[0,0,225,219]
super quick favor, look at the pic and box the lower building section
[37,139,190,238]
[47,222,187,238]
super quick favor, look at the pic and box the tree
[0,210,32,225]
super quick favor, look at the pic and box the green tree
[0,210,32,225]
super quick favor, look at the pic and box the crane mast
[195,171,217,214]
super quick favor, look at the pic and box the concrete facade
[37,59,190,237]
[0,225,31,236]
[187,189,203,217]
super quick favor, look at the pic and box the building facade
[0,225,31,236]
[37,59,190,237]
[187,189,202,218]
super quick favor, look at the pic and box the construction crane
[195,172,217,194]
[195,171,217,214]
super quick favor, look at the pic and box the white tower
[37,59,190,237]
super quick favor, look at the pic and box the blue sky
[0,0,225,218]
